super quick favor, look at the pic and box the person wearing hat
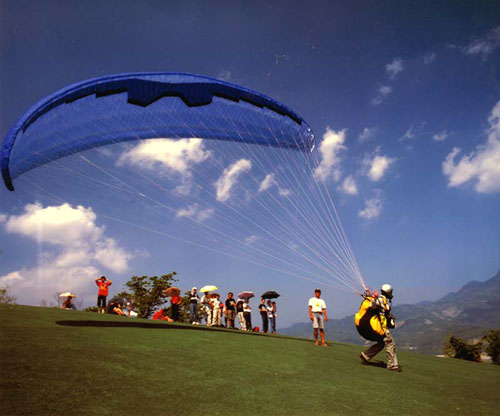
[359,284,400,372]
[308,288,328,346]
[189,287,200,325]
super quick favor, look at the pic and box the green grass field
[1,304,499,416]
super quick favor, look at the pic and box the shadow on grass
[54,320,312,343]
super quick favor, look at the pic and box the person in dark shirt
[62,296,76,310]
[258,298,269,333]
[236,299,246,330]
[224,292,237,329]
[189,287,200,325]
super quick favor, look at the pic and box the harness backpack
[354,296,387,342]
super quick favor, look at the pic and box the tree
[118,272,178,318]
[444,335,482,362]
[482,329,500,365]
[0,286,16,305]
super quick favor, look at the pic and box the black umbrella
[109,295,124,306]
[261,291,280,299]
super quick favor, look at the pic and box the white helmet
[381,284,393,299]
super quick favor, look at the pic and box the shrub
[444,335,482,362]
[482,329,500,365]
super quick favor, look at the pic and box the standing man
[224,292,237,329]
[95,276,112,314]
[189,287,200,325]
[360,284,401,372]
[258,298,269,333]
[308,288,328,346]
[200,291,212,326]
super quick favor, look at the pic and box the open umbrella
[108,295,124,306]
[200,285,218,293]
[237,291,254,300]
[59,292,77,298]
[261,291,280,299]
[164,286,181,297]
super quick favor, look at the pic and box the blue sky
[1,1,499,326]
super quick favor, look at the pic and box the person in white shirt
[200,292,213,326]
[308,288,328,346]
[212,294,222,327]
[243,300,252,331]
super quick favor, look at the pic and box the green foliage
[482,329,500,365]
[118,272,177,318]
[0,287,16,305]
[444,335,482,362]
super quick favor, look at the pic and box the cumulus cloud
[313,128,346,181]
[432,131,448,142]
[358,127,377,143]
[442,100,500,193]
[463,26,500,61]
[385,58,403,79]
[258,173,291,196]
[216,159,252,202]
[358,190,384,220]
[176,204,214,222]
[118,138,211,176]
[362,152,395,182]
[423,52,436,64]
[0,214,7,223]
[371,85,392,105]
[337,176,358,195]
[0,203,133,305]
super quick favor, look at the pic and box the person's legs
[271,317,276,333]
[384,330,399,369]
[238,312,246,330]
[262,315,268,333]
[362,340,384,361]
[189,303,195,323]
[320,329,327,346]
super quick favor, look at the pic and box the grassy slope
[1,304,499,416]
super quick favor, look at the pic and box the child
[126,298,132,317]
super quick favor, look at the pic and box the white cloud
[442,100,500,193]
[363,152,395,182]
[215,159,252,202]
[0,203,133,305]
[244,235,259,244]
[118,138,211,177]
[313,128,346,181]
[259,173,278,192]
[432,131,448,142]
[358,127,377,143]
[399,125,415,141]
[372,85,392,105]
[338,176,358,195]
[423,52,436,64]
[358,190,384,220]
[385,58,403,79]
[463,26,500,61]
[176,204,214,222]
[258,173,291,197]
[0,214,6,223]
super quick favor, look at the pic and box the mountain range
[281,270,500,354]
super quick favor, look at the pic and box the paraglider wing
[1,72,315,191]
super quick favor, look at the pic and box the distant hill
[281,270,500,354]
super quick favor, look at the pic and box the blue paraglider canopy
[1,72,315,191]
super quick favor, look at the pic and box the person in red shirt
[95,276,112,314]
[170,294,182,322]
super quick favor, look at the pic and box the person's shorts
[226,309,235,320]
[97,294,107,308]
[312,312,324,329]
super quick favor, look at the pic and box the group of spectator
[188,288,278,333]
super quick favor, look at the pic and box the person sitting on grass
[308,288,328,346]
[62,296,76,310]
[152,308,173,322]
[107,301,125,316]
